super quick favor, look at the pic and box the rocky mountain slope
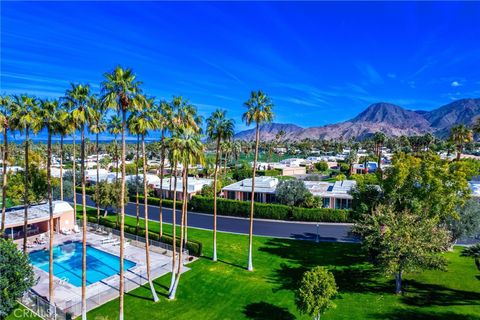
[234,98,480,141]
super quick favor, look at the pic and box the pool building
[3,201,75,240]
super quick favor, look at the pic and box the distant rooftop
[5,201,74,228]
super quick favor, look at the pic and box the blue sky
[1,1,480,133]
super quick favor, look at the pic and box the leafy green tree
[314,161,328,172]
[91,181,127,216]
[354,204,450,294]
[232,161,253,181]
[295,266,337,320]
[335,173,346,181]
[0,238,35,318]
[446,199,480,243]
[349,185,382,219]
[276,179,310,206]
[382,152,470,221]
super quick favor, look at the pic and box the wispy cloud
[356,63,383,85]
[451,81,462,87]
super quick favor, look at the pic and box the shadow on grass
[400,280,480,307]
[370,309,480,320]
[243,302,295,320]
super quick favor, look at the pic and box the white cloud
[451,81,462,87]
[387,73,397,79]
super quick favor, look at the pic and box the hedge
[291,207,350,223]
[86,215,202,256]
[130,195,183,210]
[76,186,95,195]
[188,195,351,223]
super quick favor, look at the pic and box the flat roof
[4,201,74,228]
[469,181,480,198]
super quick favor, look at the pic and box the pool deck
[25,231,190,317]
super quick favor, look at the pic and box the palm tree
[107,114,122,181]
[10,94,40,253]
[169,127,205,300]
[473,117,480,137]
[38,99,59,305]
[88,97,107,224]
[242,90,274,271]
[449,124,473,161]
[65,83,91,320]
[156,100,172,238]
[127,111,142,234]
[134,96,159,301]
[206,109,234,261]
[55,108,73,201]
[0,95,12,234]
[102,66,143,320]
[373,132,386,168]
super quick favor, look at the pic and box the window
[322,197,330,208]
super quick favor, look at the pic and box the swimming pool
[29,242,136,287]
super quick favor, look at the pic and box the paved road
[73,194,479,245]
[73,194,359,243]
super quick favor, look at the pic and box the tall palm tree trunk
[168,162,178,293]
[72,132,77,219]
[119,109,127,320]
[169,166,187,300]
[142,135,159,302]
[135,134,140,234]
[60,135,64,201]
[212,136,221,261]
[247,123,260,271]
[81,124,88,320]
[96,133,100,223]
[184,165,189,246]
[22,129,30,253]
[1,126,8,233]
[47,130,55,306]
[158,130,165,238]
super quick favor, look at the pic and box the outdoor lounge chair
[73,225,80,233]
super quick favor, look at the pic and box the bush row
[86,215,202,256]
[76,186,95,195]
[130,195,183,210]
[189,195,351,223]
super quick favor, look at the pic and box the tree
[314,161,328,172]
[0,238,35,318]
[373,132,386,168]
[107,114,122,181]
[276,179,309,206]
[91,181,127,215]
[449,124,473,161]
[131,95,159,302]
[0,95,12,235]
[295,266,337,320]
[445,199,480,243]
[354,204,450,294]
[232,161,253,181]
[462,244,480,271]
[382,152,470,221]
[38,99,59,305]
[156,100,172,239]
[206,109,234,262]
[102,66,143,320]
[242,90,274,271]
[89,98,107,224]
[10,94,41,253]
[55,107,74,201]
[65,83,91,320]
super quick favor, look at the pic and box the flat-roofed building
[3,201,75,239]
[222,177,356,209]
[222,176,278,203]
[469,181,480,200]
[155,177,213,200]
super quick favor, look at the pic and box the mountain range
[234,98,480,141]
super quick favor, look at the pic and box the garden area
[75,208,480,320]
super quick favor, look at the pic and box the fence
[20,290,68,320]
[22,221,188,319]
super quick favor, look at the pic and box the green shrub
[257,169,281,177]
[131,195,183,209]
[291,207,350,223]
[189,195,350,222]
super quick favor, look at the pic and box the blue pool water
[29,242,136,287]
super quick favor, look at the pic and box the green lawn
[79,207,480,320]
